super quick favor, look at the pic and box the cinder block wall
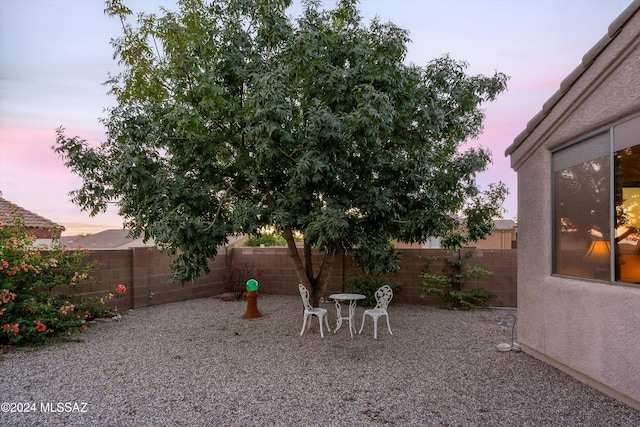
[231,247,344,296]
[344,248,517,307]
[63,248,228,310]
[64,247,517,310]
[232,247,517,307]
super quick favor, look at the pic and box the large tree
[54,0,508,301]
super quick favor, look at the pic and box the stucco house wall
[506,1,640,409]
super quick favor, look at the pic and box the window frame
[551,112,640,287]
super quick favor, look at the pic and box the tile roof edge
[0,196,65,231]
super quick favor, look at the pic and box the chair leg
[318,314,325,338]
[373,316,379,339]
[324,314,331,332]
[359,313,367,334]
[385,314,392,336]
[300,314,308,336]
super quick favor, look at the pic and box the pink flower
[2,323,19,336]
[33,320,47,332]
[116,284,126,295]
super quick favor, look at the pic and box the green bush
[243,232,287,247]
[421,251,495,310]
[344,276,400,308]
[0,211,124,347]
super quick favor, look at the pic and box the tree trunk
[284,227,310,288]
[315,250,334,299]
[283,227,333,307]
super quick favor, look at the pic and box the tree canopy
[54,0,509,297]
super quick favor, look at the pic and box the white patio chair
[359,285,393,339]
[299,284,330,338]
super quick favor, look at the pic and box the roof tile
[0,196,64,231]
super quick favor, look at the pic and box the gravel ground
[1,294,638,426]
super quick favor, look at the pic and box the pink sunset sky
[0,0,634,235]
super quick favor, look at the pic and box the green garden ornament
[246,279,259,292]
[242,279,262,319]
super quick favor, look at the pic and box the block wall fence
[67,247,517,310]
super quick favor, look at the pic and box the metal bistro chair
[298,284,330,338]
[359,285,393,339]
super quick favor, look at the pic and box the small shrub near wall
[421,251,496,310]
[221,260,262,300]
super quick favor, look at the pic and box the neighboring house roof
[0,196,64,237]
[60,230,248,250]
[505,0,640,157]
[454,217,516,230]
[494,219,517,230]
[60,229,154,250]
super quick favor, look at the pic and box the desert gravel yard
[1,295,638,426]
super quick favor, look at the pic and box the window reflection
[615,145,640,284]
[553,151,610,279]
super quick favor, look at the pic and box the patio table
[329,293,365,338]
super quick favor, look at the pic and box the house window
[553,114,640,284]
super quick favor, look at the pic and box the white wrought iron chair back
[359,285,393,339]
[374,285,394,310]
[299,284,314,311]
[298,284,330,338]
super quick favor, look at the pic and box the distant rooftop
[494,219,517,230]
[60,229,247,250]
[60,229,154,250]
[0,196,64,238]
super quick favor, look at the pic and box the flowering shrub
[0,210,126,346]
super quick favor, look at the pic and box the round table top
[329,293,365,300]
